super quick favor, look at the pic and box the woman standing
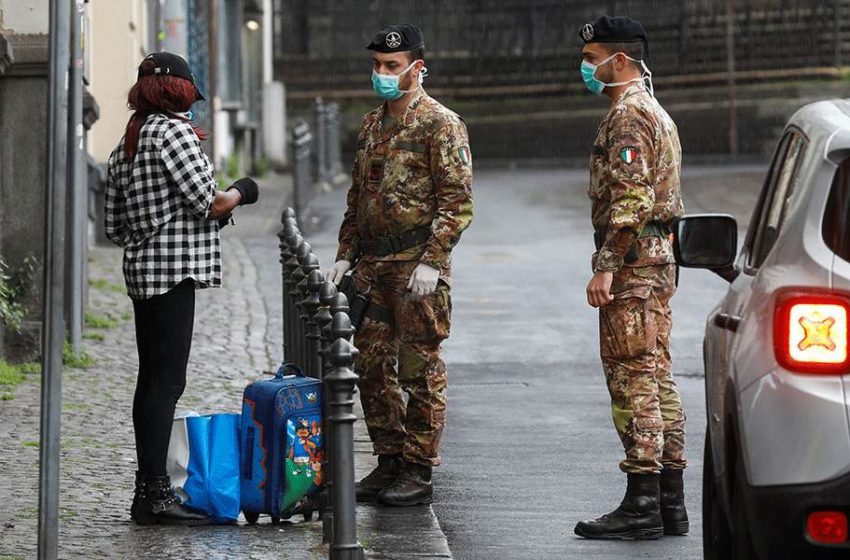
[104,52,258,526]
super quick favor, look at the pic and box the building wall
[87,0,149,163]
[0,0,49,34]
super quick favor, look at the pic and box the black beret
[579,16,649,58]
[366,24,424,53]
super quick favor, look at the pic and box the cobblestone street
[0,177,451,559]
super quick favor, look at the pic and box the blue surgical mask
[371,60,424,101]
[581,53,654,96]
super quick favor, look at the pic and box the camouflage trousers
[352,258,451,467]
[599,264,687,474]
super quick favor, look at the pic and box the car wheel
[703,431,733,559]
[732,453,759,559]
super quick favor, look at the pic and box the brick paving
[0,174,452,560]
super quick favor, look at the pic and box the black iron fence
[274,0,848,96]
[278,208,364,560]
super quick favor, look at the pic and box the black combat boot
[130,471,144,521]
[355,454,403,502]
[574,473,664,540]
[134,475,210,526]
[660,468,689,535]
[376,461,433,506]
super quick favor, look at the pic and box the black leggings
[132,279,195,477]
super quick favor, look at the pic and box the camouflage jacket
[336,89,474,271]
[589,83,684,273]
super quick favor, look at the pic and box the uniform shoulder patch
[620,146,638,164]
[458,146,471,166]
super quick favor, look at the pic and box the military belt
[359,226,431,257]
[593,221,673,263]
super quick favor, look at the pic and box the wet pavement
[0,162,765,559]
[0,174,450,559]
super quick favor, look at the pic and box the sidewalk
[0,174,451,559]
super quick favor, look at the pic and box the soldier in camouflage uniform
[573,16,689,541]
[326,24,473,507]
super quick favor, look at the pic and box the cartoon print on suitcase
[240,363,324,523]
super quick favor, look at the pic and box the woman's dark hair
[124,59,207,161]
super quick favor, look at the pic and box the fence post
[315,281,338,541]
[314,97,329,188]
[302,269,325,378]
[322,291,350,542]
[291,120,312,217]
[326,102,345,184]
[327,313,364,560]
[297,251,320,375]
[289,240,311,367]
[283,230,304,364]
[279,208,298,361]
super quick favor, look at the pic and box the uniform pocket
[399,283,452,343]
[599,293,656,360]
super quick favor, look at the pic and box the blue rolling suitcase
[240,363,324,524]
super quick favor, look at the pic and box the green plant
[227,152,240,180]
[63,341,95,369]
[88,278,125,293]
[84,311,118,329]
[0,360,39,397]
[82,332,105,341]
[0,254,37,333]
[254,155,269,178]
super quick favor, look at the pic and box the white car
[676,99,850,560]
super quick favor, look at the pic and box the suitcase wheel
[270,515,281,526]
[244,511,260,525]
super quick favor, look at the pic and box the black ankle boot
[660,468,689,535]
[574,473,663,540]
[355,454,403,503]
[134,475,210,526]
[376,461,433,507]
[130,471,144,521]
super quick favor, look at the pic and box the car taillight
[807,511,848,545]
[774,291,850,374]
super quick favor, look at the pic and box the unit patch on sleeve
[620,146,638,165]
[458,146,471,166]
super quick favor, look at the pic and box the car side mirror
[673,214,739,282]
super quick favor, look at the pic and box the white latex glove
[326,260,352,285]
[406,263,440,298]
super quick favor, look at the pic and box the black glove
[217,213,234,229]
[227,177,259,205]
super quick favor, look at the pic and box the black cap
[579,16,649,58]
[138,52,205,100]
[366,24,424,54]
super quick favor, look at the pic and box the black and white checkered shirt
[105,114,221,300]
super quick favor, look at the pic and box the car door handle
[713,313,741,332]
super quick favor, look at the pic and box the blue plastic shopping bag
[167,413,241,523]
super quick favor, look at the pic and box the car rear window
[822,159,850,262]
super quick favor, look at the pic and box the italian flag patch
[620,146,638,164]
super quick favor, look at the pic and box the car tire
[703,431,733,560]
[732,453,759,559]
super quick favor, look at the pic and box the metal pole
[327,314,364,560]
[322,291,349,543]
[66,0,84,351]
[302,269,324,378]
[726,0,738,156]
[278,208,297,360]
[314,97,328,187]
[297,252,320,373]
[315,281,337,540]
[40,0,71,557]
[835,0,842,68]
[284,230,303,363]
